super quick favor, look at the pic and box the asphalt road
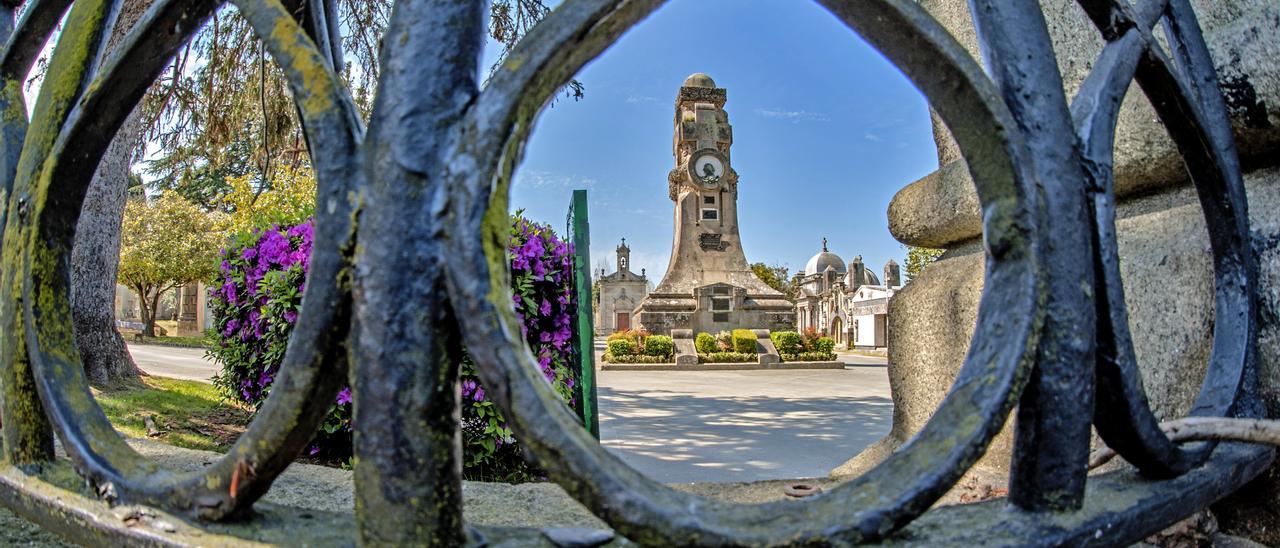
[128,344,218,382]
[126,344,891,483]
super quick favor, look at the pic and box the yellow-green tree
[220,165,316,234]
[904,246,945,282]
[118,194,225,337]
[751,262,796,301]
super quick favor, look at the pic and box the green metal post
[568,189,599,438]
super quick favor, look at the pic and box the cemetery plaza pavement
[597,354,891,484]
[127,344,891,484]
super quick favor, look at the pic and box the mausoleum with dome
[793,239,902,349]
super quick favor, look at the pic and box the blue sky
[494,0,939,282]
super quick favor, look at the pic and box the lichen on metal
[0,0,1268,546]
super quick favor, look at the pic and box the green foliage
[606,338,636,357]
[698,352,757,364]
[904,246,944,282]
[814,336,836,355]
[220,165,316,234]
[695,332,717,354]
[732,329,758,354]
[781,352,837,362]
[770,331,804,355]
[603,331,673,362]
[603,353,673,364]
[643,335,674,358]
[118,193,225,336]
[751,262,796,301]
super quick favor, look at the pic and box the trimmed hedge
[698,352,757,363]
[814,336,836,355]
[603,353,674,364]
[782,352,837,362]
[770,331,804,355]
[643,335,674,358]
[694,332,717,354]
[607,338,637,357]
[731,329,757,353]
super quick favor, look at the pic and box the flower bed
[601,329,673,363]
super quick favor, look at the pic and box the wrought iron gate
[0,0,1268,545]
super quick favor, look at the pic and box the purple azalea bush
[459,214,578,481]
[209,214,579,479]
[207,221,353,454]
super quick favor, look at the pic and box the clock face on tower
[689,149,726,189]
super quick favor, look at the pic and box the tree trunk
[143,288,162,338]
[69,0,157,386]
[72,109,145,385]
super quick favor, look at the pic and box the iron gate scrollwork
[0,0,1267,545]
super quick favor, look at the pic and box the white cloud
[863,133,883,142]
[753,107,830,123]
[625,94,660,105]
[514,169,598,190]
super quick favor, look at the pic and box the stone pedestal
[671,329,698,366]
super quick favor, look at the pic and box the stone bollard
[671,329,698,366]
[832,0,1280,540]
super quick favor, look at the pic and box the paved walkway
[597,359,890,483]
[128,344,217,382]
[126,344,892,483]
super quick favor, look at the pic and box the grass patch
[94,377,250,453]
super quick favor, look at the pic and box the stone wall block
[893,0,1280,250]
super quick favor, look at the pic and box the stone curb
[601,361,844,371]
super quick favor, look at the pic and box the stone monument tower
[633,73,795,335]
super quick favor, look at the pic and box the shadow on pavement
[598,388,892,484]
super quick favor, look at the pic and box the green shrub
[782,352,837,362]
[695,332,717,354]
[607,339,637,357]
[698,352,758,363]
[606,331,630,342]
[770,331,804,355]
[814,336,836,355]
[604,354,674,364]
[732,329,758,354]
[643,335,674,358]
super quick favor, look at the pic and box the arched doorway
[830,316,844,346]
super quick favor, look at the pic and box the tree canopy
[118,194,226,336]
[751,262,797,301]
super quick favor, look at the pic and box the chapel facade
[631,73,795,335]
[594,239,649,335]
[793,239,902,349]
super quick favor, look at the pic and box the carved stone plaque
[699,233,728,251]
